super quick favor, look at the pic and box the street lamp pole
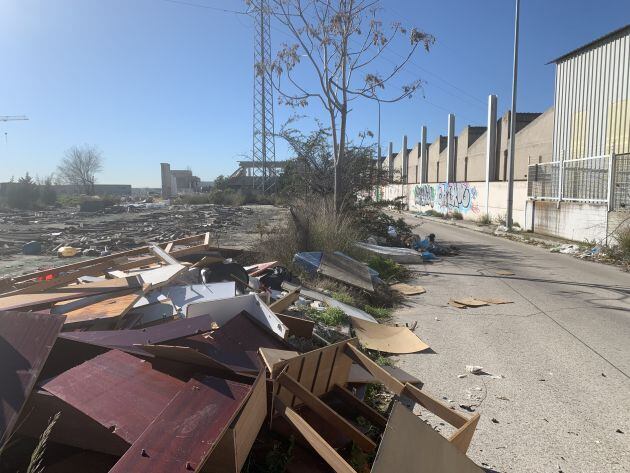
[506,0,520,229]
[377,100,382,201]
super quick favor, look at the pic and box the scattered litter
[491,418,499,424]
[449,296,513,308]
[458,374,467,378]
[390,282,426,295]
[466,365,485,374]
[351,318,430,354]
[495,270,514,276]
[57,245,81,257]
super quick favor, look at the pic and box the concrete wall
[530,200,608,243]
[497,112,542,181]
[607,210,630,245]
[514,107,554,180]
[455,126,486,182]
[407,143,420,184]
[427,136,447,183]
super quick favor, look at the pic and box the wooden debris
[351,318,430,354]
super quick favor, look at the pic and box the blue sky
[0,0,628,187]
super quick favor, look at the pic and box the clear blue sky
[1,0,628,187]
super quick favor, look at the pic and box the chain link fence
[527,162,561,200]
[562,156,610,202]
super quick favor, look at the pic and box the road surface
[392,214,630,473]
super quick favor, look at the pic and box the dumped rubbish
[390,282,426,295]
[351,318,430,354]
[0,224,489,471]
[495,269,515,276]
[466,365,485,374]
[57,245,81,257]
[22,240,42,255]
[355,241,425,264]
[449,296,513,309]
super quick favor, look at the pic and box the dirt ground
[0,204,287,278]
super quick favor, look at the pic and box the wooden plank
[297,349,321,393]
[150,244,180,265]
[312,345,340,398]
[56,291,144,325]
[204,231,211,246]
[371,403,484,473]
[0,311,65,446]
[164,242,174,253]
[331,384,387,429]
[402,383,468,429]
[277,401,356,473]
[276,313,314,339]
[259,348,299,373]
[268,288,300,314]
[278,372,376,452]
[109,375,252,473]
[344,344,405,394]
[449,412,481,454]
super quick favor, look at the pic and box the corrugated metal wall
[553,31,629,161]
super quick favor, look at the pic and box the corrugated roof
[548,24,630,64]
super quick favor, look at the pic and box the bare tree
[251,0,434,210]
[57,144,103,195]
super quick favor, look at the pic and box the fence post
[557,154,564,207]
[607,154,615,212]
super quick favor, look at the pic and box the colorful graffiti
[413,182,479,214]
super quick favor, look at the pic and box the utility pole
[506,0,520,229]
[377,100,382,201]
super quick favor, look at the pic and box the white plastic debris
[466,365,484,374]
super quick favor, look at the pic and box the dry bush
[254,196,361,267]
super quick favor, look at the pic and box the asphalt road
[392,214,630,473]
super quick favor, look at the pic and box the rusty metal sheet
[166,311,292,373]
[0,310,65,446]
[109,375,252,473]
[41,350,184,443]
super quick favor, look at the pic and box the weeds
[307,307,348,326]
[263,437,294,473]
[424,209,444,218]
[615,226,630,260]
[363,305,391,320]
[27,412,60,473]
[367,256,409,282]
[451,210,464,220]
[332,291,355,305]
[477,213,492,225]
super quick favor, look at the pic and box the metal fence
[527,162,560,200]
[527,155,612,204]
[612,153,630,211]
[562,155,610,202]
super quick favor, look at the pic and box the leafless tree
[57,144,103,195]
[251,0,434,210]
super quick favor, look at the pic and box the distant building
[160,163,201,198]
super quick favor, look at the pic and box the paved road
[392,214,630,473]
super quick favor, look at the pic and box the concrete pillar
[401,135,408,183]
[388,142,394,183]
[420,126,428,184]
[160,163,172,199]
[446,114,455,183]
[485,95,498,215]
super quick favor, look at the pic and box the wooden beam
[164,242,174,253]
[268,288,300,314]
[331,384,387,429]
[448,412,480,454]
[204,232,211,246]
[276,400,356,473]
[344,344,405,394]
[276,313,314,339]
[402,383,467,429]
[278,372,376,452]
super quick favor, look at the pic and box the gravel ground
[392,213,630,473]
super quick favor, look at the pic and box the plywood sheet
[55,291,144,325]
[347,363,421,385]
[372,402,483,473]
[0,310,65,445]
[134,282,236,312]
[276,313,314,339]
[390,283,426,296]
[318,253,374,292]
[41,350,184,443]
[351,319,430,354]
[109,376,252,473]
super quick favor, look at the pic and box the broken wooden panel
[351,318,430,354]
[15,390,129,456]
[318,252,374,292]
[135,264,187,288]
[275,313,314,339]
[134,282,236,312]
[41,350,185,444]
[187,293,288,339]
[371,402,484,473]
[268,287,300,314]
[109,375,252,473]
[54,290,144,326]
[266,339,354,409]
[208,371,267,473]
[0,310,65,446]
[166,311,293,373]
[347,363,421,386]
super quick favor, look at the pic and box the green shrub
[367,255,409,282]
[451,210,463,220]
[332,291,355,305]
[307,307,347,326]
[425,209,444,218]
[363,305,391,320]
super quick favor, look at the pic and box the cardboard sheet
[372,402,484,473]
[390,283,426,295]
[351,318,429,354]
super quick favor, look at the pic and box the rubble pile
[0,230,486,472]
[0,204,258,257]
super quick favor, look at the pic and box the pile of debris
[0,233,485,472]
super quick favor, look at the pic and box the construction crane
[0,116,28,144]
[0,115,28,122]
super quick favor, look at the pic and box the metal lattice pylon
[252,0,276,193]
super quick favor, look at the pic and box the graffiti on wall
[413,182,479,214]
